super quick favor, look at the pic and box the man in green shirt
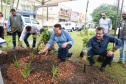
[36,29,57,55]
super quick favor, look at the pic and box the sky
[60,0,126,21]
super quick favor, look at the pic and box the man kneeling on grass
[36,28,57,55]
[38,24,74,63]
[84,27,122,72]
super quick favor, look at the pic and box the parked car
[22,17,42,28]
[75,23,84,31]
[59,22,76,32]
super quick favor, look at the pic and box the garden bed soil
[0,49,116,84]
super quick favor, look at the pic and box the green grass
[1,30,126,83]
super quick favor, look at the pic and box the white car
[59,22,76,32]
[22,17,42,29]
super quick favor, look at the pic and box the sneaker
[13,47,16,49]
[57,59,65,63]
[87,62,95,66]
[67,57,72,61]
[21,45,24,48]
[116,61,123,64]
[100,67,105,72]
[66,53,72,60]
[124,63,126,68]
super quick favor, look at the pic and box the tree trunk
[11,0,14,8]
[1,0,3,12]
[16,0,19,10]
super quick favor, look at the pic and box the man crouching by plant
[38,24,74,63]
[18,24,40,49]
[85,27,122,72]
[36,28,57,55]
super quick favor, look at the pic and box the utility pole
[1,0,3,12]
[118,0,124,38]
[84,0,89,30]
[42,0,44,28]
[114,0,120,37]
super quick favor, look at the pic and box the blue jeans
[119,38,126,63]
[24,33,36,48]
[12,31,22,47]
[87,49,114,68]
[57,45,72,59]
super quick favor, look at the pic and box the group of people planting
[0,9,126,72]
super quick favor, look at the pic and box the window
[31,19,39,24]
[25,18,31,23]
[60,8,63,11]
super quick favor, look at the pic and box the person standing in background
[7,9,24,49]
[0,12,5,48]
[98,12,112,34]
[117,11,126,68]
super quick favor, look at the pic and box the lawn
[1,30,126,84]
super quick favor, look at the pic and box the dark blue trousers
[12,31,22,47]
[24,33,36,48]
[87,49,114,68]
[57,45,72,59]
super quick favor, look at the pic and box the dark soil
[0,49,116,84]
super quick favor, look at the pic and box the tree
[91,4,118,17]
[91,4,120,29]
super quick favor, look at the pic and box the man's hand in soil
[38,50,45,54]
[26,47,30,50]
[1,51,7,55]
[17,47,21,50]
[45,50,48,56]
[107,50,114,57]
[82,56,86,61]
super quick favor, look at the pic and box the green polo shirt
[48,30,54,38]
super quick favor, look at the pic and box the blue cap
[0,68,1,70]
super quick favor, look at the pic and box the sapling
[13,55,19,68]
[54,51,57,58]
[20,61,33,78]
[29,50,34,57]
[51,65,58,79]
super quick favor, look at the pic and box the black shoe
[57,59,65,63]
[100,67,105,72]
[0,46,3,48]
[67,53,72,59]
[87,62,95,66]
[68,53,72,57]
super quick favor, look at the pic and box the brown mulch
[0,49,116,84]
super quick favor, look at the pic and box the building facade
[36,4,72,28]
